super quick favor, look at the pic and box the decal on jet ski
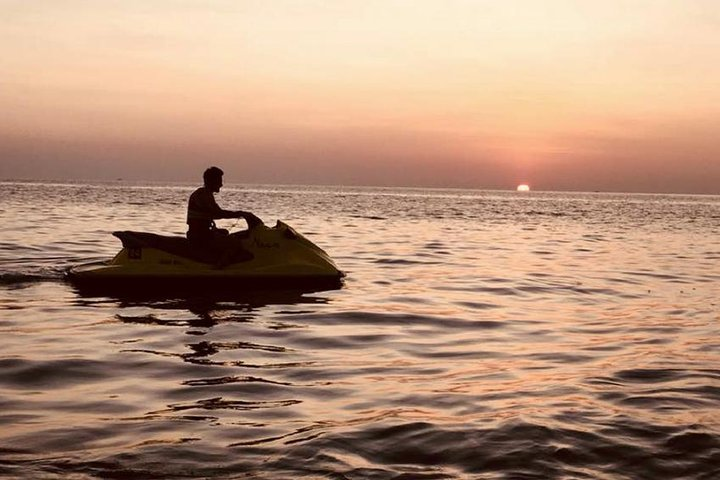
[253,239,280,249]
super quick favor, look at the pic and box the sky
[1,0,719,193]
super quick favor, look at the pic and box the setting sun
[517,184,531,192]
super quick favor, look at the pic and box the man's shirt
[187,187,222,228]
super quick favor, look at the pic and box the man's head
[203,166,224,192]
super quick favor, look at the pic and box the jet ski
[67,221,344,294]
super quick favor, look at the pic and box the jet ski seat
[113,231,220,264]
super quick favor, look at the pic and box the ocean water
[1,181,719,479]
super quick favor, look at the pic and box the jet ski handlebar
[235,211,263,229]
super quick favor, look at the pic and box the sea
[1,181,718,479]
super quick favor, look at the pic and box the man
[187,167,261,260]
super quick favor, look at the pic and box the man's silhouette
[187,166,261,263]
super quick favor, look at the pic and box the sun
[516,184,531,192]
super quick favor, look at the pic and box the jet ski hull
[67,221,344,294]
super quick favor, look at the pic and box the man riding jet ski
[66,167,344,293]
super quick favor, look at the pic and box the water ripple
[1,183,719,478]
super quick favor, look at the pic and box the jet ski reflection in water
[67,167,344,295]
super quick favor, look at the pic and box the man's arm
[202,191,262,226]
[205,192,236,219]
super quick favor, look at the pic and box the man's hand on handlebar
[235,211,263,228]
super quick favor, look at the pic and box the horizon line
[1,178,718,197]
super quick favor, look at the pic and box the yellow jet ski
[67,221,344,294]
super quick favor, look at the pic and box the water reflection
[72,285,336,311]
[100,289,332,333]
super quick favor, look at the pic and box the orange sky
[1,0,719,192]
